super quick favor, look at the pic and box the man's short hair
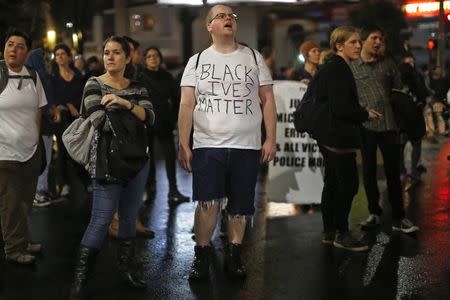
[4,29,32,50]
[123,36,140,50]
[360,25,384,41]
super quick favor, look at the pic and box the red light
[428,39,436,50]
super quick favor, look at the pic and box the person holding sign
[311,26,382,252]
[178,4,276,280]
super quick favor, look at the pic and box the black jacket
[138,68,179,136]
[312,55,369,148]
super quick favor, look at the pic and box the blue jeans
[81,161,149,249]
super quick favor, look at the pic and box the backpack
[0,60,37,94]
[293,75,320,134]
[390,89,426,140]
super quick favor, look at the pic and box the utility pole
[438,0,446,76]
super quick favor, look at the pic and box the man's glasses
[208,13,238,24]
[146,54,160,59]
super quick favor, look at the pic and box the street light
[72,33,78,49]
[47,30,56,50]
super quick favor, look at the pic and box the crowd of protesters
[0,3,449,299]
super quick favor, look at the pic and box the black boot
[70,246,98,299]
[189,245,212,280]
[117,239,147,289]
[168,189,190,205]
[225,243,246,279]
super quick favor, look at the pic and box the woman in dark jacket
[50,44,87,199]
[312,26,381,252]
[138,46,189,204]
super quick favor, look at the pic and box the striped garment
[81,76,155,179]
[82,76,154,129]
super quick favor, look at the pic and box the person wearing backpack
[312,26,382,252]
[178,4,276,280]
[0,29,48,264]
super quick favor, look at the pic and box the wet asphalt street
[0,137,449,300]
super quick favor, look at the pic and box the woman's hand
[367,109,382,120]
[56,104,67,111]
[66,103,80,118]
[101,94,131,109]
[53,109,62,123]
[300,78,310,85]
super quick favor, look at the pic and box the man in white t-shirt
[0,30,47,264]
[178,4,277,280]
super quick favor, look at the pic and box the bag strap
[194,51,203,71]
[0,60,9,94]
[194,46,257,71]
[0,60,38,93]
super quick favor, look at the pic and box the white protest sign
[268,80,324,204]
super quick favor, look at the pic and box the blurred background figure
[123,36,144,80]
[293,40,320,85]
[398,53,429,185]
[424,65,448,141]
[74,55,87,77]
[319,48,334,66]
[85,56,104,79]
[26,43,57,207]
[261,46,279,79]
[138,46,189,205]
[50,43,87,201]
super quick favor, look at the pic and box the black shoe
[333,232,369,252]
[225,243,247,279]
[415,165,427,174]
[117,239,147,289]
[136,228,155,239]
[189,245,212,280]
[70,246,98,299]
[321,232,335,245]
[168,190,190,205]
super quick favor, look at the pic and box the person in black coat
[312,26,381,252]
[138,46,189,204]
[398,56,429,181]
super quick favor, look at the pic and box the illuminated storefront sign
[403,1,450,17]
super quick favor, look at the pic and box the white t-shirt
[181,45,273,150]
[0,66,47,161]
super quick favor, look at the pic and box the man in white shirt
[178,4,277,280]
[0,30,47,264]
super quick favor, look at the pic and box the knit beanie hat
[299,41,320,58]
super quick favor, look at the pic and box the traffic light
[427,38,437,50]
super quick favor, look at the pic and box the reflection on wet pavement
[0,138,448,300]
